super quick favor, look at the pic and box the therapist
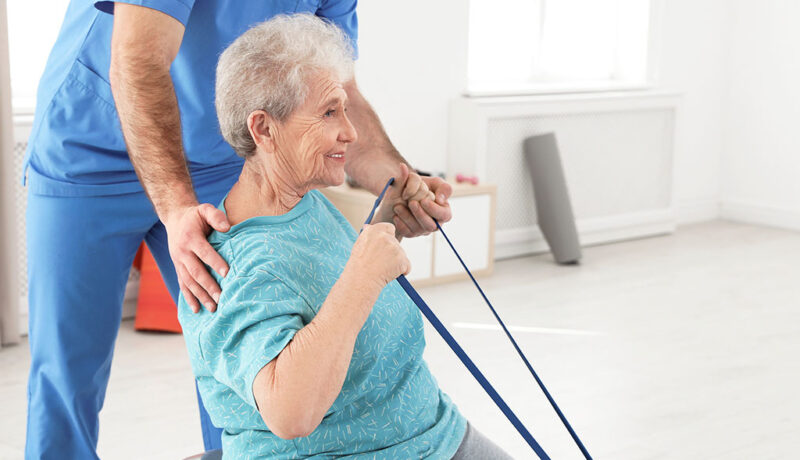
[22,1,452,458]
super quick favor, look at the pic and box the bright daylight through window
[468,0,652,95]
[7,0,70,112]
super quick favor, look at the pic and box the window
[468,0,654,95]
[7,0,70,113]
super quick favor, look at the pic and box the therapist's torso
[23,0,357,196]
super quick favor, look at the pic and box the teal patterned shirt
[178,190,466,459]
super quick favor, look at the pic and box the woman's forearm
[254,267,382,438]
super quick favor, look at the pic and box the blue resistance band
[363,178,592,460]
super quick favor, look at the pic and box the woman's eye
[324,109,336,117]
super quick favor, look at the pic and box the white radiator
[11,116,139,336]
[448,91,681,259]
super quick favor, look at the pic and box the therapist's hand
[163,204,231,313]
[390,165,453,237]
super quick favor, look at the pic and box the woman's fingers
[370,222,396,235]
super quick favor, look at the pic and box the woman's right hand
[347,223,410,290]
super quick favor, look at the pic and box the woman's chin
[321,170,346,188]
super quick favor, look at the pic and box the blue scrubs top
[177,190,467,458]
[22,0,358,196]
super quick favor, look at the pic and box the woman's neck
[225,160,308,225]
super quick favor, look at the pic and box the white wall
[354,0,469,173]
[657,0,728,223]
[355,1,731,225]
[720,0,800,230]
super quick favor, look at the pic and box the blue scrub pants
[24,171,238,459]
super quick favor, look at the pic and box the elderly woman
[178,14,513,459]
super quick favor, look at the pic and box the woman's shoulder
[309,189,359,238]
[218,231,283,280]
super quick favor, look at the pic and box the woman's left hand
[378,164,453,237]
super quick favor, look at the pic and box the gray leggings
[451,423,514,459]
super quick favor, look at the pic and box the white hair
[215,14,355,158]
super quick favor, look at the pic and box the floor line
[451,322,604,336]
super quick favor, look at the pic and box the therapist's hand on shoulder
[109,4,229,314]
[385,164,453,237]
[163,204,231,314]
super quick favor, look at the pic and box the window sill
[12,101,35,125]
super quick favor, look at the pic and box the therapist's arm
[343,79,453,237]
[109,3,229,313]
[253,223,409,439]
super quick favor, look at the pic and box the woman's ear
[247,110,276,154]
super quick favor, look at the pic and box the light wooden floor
[1,221,798,459]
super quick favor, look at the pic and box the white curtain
[0,0,21,346]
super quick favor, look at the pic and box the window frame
[465,0,665,97]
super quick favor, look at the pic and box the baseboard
[676,199,720,225]
[495,208,676,259]
[720,200,800,231]
[121,276,139,320]
[19,295,27,337]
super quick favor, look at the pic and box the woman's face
[269,72,357,190]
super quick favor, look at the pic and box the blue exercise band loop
[362,178,591,459]
[434,220,592,460]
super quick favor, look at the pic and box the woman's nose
[340,112,358,144]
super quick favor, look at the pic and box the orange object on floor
[134,244,182,333]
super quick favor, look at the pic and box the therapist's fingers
[177,262,201,313]
[401,167,424,201]
[422,176,453,207]
[393,204,426,237]
[198,203,231,233]
[183,249,220,312]
[419,197,452,224]
[164,203,228,314]
[180,282,201,314]
[193,238,229,280]
[187,252,222,302]
[392,215,412,239]
[181,262,218,313]
[408,199,438,233]
[195,205,230,276]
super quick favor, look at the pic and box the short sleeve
[317,0,359,59]
[95,0,196,26]
[198,267,312,408]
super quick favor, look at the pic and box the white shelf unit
[320,182,496,287]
